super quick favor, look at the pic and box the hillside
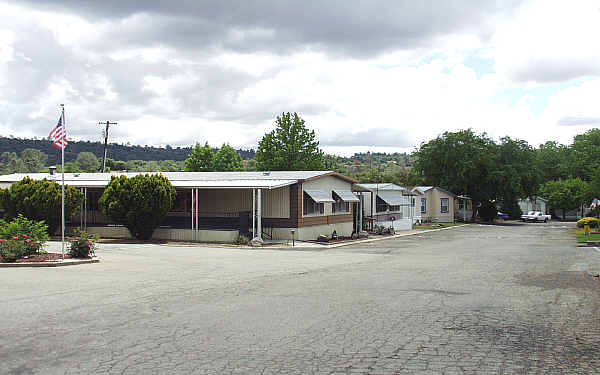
[0,137,256,164]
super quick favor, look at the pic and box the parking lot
[2,223,600,374]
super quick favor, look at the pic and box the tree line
[0,136,256,165]
[413,129,600,219]
[6,112,600,222]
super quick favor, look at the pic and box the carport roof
[0,171,353,189]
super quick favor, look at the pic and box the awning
[333,189,360,202]
[304,190,335,203]
[377,191,407,206]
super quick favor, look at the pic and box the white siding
[302,176,354,217]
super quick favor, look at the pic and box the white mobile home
[354,183,418,231]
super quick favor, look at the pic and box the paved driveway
[1,223,600,374]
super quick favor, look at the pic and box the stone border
[0,258,100,268]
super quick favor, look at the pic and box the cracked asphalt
[2,223,600,374]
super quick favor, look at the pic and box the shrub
[0,234,42,262]
[235,234,249,245]
[5,177,84,234]
[0,215,48,262]
[0,214,49,253]
[0,188,9,219]
[577,217,600,228]
[99,174,176,240]
[68,229,99,258]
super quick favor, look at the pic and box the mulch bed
[14,253,77,263]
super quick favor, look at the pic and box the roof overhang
[377,191,407,206]
[304,190,335,203]
[333,189,360,202]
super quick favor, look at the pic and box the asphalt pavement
[1,222,599,374]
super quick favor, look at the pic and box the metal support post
[257,189,262,241]
[252,189,256,238]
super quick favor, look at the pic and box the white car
[521,211,551,222]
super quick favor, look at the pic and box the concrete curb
[0,258,100,268]
[263,224,470,250]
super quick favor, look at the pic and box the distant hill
[0,137,256,164]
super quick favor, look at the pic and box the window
[303,192,324,215]
[411,198,415,207]
[332,192,350,213]
[440,198,449,213]
[458,200,464,210]
[421,198,427,213]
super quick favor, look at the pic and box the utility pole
[99,121,117,172]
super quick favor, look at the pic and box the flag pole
[60,104,65,261]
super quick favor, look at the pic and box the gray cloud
[0,0,523,150]
[557,116,600,126]
[508,59,600,83]
[321,128,414,147]
[11,0,519,57]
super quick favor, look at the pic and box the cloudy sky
[1,0,599,156]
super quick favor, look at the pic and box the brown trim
[302,171,357,184]
[261,181,353,229]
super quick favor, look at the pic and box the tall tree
[20,149,47,173]
[185,142,215,172]
[496,137,539,218]
[0,152,25,174]
[214,144,244,171]
[414,129,499,217]
[539,178,589,220]
[255,112,325,171]
[536,141,572,183]
[570,129,600,181]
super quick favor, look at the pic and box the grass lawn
[575,232,600,243]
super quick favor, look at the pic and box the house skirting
[269,222,353,241]
[422,214,454,223]
[81,226,239,243]
[375,218,413,231]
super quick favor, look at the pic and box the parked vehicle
[521,211,551,222]
[497,212,510,220]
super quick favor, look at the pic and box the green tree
[99,174,176,240]
[536,141,572,183]
[244,159,257,171]
[0,188,9,218]
[185,142,215,172]
[4,177,84,234]
[570,129,600,181]
[64,161,82,173]
[76,152,100,172]
[214,144,244,171]
[20,149,47,172]
[496,137,538,218]
[106,158,127,171]
[0,152,25,174]
[539,178,589,220]
[255,112,325,170]
[414,129,499,218]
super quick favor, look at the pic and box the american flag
[49,115,67,149]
